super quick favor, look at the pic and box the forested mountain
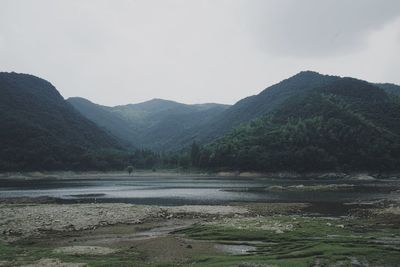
[375,83,400,96]
[3,71,400,173]
[0,72,124,171]
[69,71,400,153]
[195,78,400,172]
[67,97,137,148]
[188,71,341,144]
[190,72,400,146]
[69,71,341,151]
[68,97,230,151]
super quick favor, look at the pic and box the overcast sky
[1,0,400,106]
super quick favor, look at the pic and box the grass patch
[178,216,400,266]
[0,242,163,267]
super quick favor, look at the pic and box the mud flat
[0,200,252,266]
[0,197,399,267]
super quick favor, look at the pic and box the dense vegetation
[375,82,400,96]
[194,78,400,172]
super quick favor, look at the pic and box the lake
[0,175,398,206]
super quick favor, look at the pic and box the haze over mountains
[68,97,230,151]
[1,70,400,171]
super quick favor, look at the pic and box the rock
[54,246,116,256]
[350,174,376,181]
[20,258,87,267]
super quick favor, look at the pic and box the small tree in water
[127,165,134,175]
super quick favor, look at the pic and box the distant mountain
[198,77,400,172]
[68,97,230,151]
[67,97,137,148]
[0,72,123,171]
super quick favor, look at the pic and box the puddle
[214,244,256,255]
[69,193,106,198]
[128,223,190,241]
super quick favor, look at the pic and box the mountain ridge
[68,96,230,150]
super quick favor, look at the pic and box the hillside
[67,97,137,147]
[197,78,400,172]
[0,72,123,171]
[186,71,341,144]
[68,98,230,151]
[375,83,400,96]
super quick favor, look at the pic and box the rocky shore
[0,203,248,242]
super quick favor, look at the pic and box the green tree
[126,165,134,175]
[190,141,200,167]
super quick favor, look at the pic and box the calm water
[0,176,398,206]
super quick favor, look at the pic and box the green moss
[0,242,19,261]
[178,216,400,266]
[0,242,154,267]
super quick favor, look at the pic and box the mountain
[197,77,400,172]
[3,71,400,172]
[68,97,230,151]
[69,71,400,153]
[191,72,400,145]
[69,71,341,151]
[67,97,137,147]
[375,83,400,96]
[188,71,342,144]
[0,72,123,171]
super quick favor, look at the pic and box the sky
[1,0,400,106]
